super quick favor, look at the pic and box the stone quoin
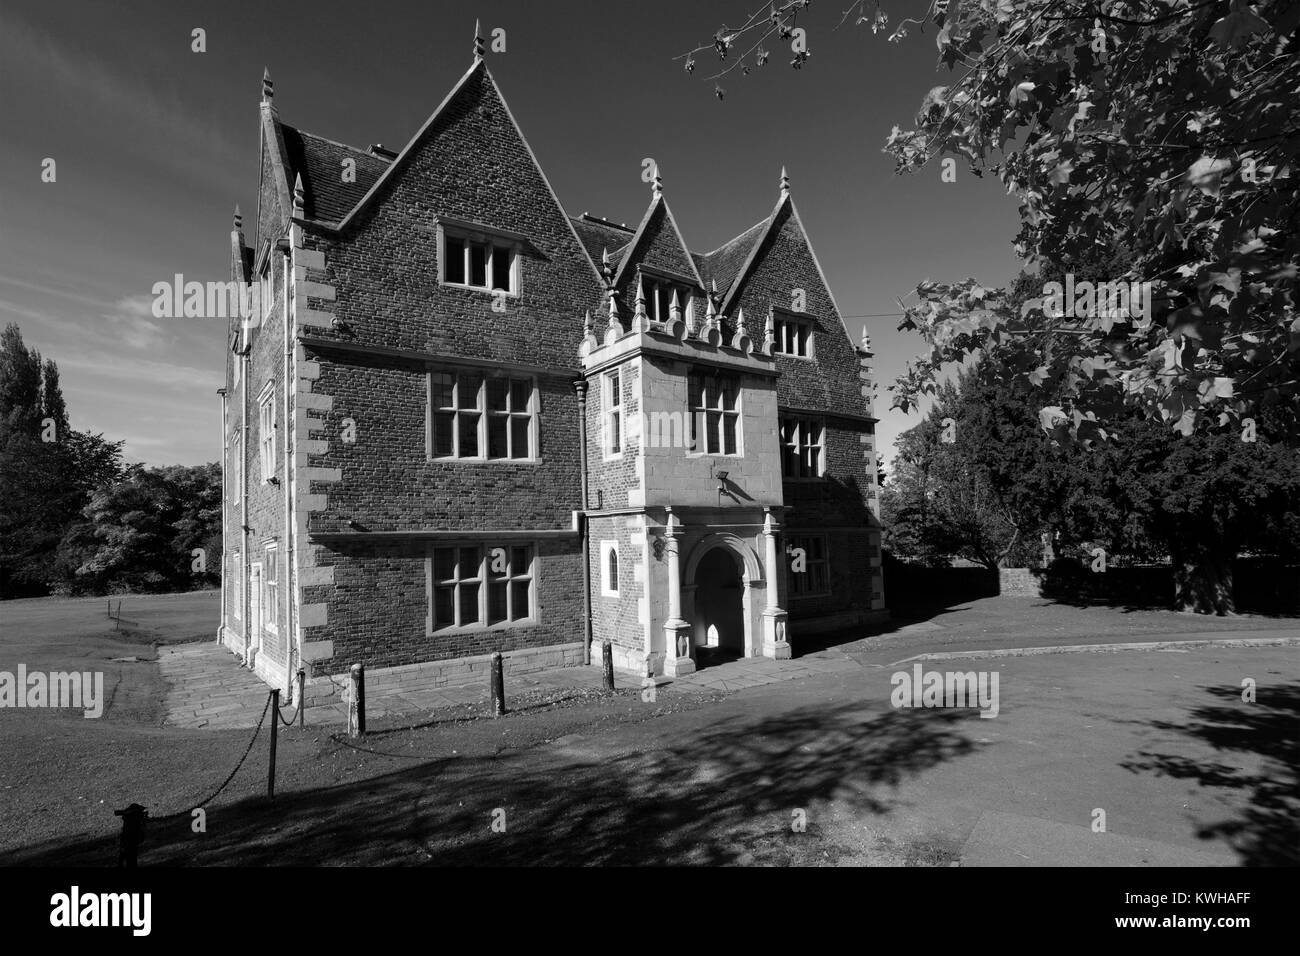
[217,28,887,702]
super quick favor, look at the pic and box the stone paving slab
[159,640,856,730]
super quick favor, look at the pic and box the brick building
[218,32,886,703]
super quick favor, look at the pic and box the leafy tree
[683,2,1300,438]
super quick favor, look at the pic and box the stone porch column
[662,508,695,676]
[761,508,791,659]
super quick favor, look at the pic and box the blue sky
[0,0,1022,466]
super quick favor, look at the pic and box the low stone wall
[303,641,586,705]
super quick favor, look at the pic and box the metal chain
[153,692,273,821]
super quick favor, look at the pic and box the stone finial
[634,276,647,322]
[233,204,243,233]
[261,68,274,104]
[705,291,718,323]
[779,165,790,197]
[473,19,485,59]
[292,173,305,218]
[609,292,620,322]
[860,324,873,354]
[669,288,681,324]
[601,247,613,284]
[764,304,775,352]
[583,309,593,338]
[652,167,663,199]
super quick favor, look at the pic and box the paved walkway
[158,642,857,730]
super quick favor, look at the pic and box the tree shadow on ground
[1120,682,1300,865]
[8,700,980,866]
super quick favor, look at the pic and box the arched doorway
[692,546,745,667]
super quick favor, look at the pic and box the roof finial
[292,173,305,218]
[261,67,274,104]
[764,305,775,353]
[473,19,485,59]
[860,324,873,354]
[634,276,647,323]
[233,204,243,233]
[669,288,681,325]
[652,166,663,199]
[601,247,613,284]
[779,165,790,197]
[583,309,593,338]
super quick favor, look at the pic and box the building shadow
[5,700,981,867]
[1119,682,1300,865]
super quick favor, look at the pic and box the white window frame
[429,370,538,462]
[600,540,619,597]
[640,272,694,325]
[427,543,537,633]
[773,310,813,359]
[688,371,742,457]
[258,382,276,482]
[780,416,825,479]
[438,225,521,296]
[787,534,830,599]
[603,368,623,459]
[263,542,279,634]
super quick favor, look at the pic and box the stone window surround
[772,306,815,360]
[435,216,524,298]
[427,368,540,463]
[424,541,539,636]
[780,414,825,480]
[599,539,619,597]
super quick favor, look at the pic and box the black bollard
[296,669,306,728]
[114,803,148,867]
[490,651,505,717]
[602,640,615,692]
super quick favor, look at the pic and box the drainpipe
[217,387,228,641]
[240,311,251,667]
[574,379,592,665]
[278,234,295,699]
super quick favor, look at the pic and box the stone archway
[683,533,765,663]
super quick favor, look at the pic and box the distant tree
[57,463,222,595]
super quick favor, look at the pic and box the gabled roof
[570,214,634,265]
[695,217,769,300]
[611,193,706,290]
[281,126,390,224]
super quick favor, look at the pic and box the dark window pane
[488,581,507,624]
[511,417,530,458]
[488,415,507,459]
[458,373,482,407]
[433,412,454,457]
[707,412,720,454]
[609,372,620,406]
[459,412,479,457]
[459,547,480,577]
[510,379,530,412]
[434,547,456,581]
[434,586,454,628]
[609,413,620,453]
[491,246,511,291]
[723,414,737,454]
[721,378,737,410]
[487,378,509,411]
[460,582,480,624]
[608,547,618,585]
[512,546,529,573]
[470,242,487,287]
[511,580,530,620]
[432,373,454,409]
[445,238,465,284]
